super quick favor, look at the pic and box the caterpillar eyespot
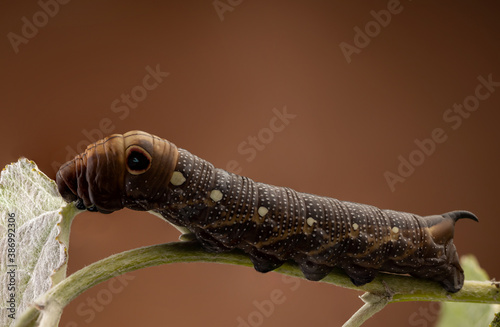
[56,130,478,293]
[126,145,152,175]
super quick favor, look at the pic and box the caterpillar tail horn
[442,210,479,223]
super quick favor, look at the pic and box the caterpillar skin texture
[56,131,478,293]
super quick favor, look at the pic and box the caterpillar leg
[194,229,232,252]
[438,270,463,293]
[299,261,333,281]
[441,240,464,293]
[410,240,464,293]
[344,266,378,287]
[248,250,284,273]
[440,274,463,293]
[75,198,86,210]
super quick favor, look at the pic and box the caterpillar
[56,130,478,293]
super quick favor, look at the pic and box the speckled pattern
[56,131,478,293]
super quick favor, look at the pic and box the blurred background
[1,1,499,326]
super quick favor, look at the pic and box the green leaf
[436,255,500,327]
[0,159,79,327]
[491,313,500,327]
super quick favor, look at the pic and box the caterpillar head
[56,131,178,213]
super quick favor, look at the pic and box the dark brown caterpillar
[56,130,478,292]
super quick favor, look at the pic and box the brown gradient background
[1,1,499,326]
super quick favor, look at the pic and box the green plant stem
[342,293,390,327]
[15,241,500,327]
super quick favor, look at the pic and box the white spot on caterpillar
[352,223,359,231]
[392,226,399,233]
[210,189,223,202]
[258,206,268,217]
[170,171,186,186]
[306,217,317,226]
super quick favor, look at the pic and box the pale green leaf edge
[0,159,79,327]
